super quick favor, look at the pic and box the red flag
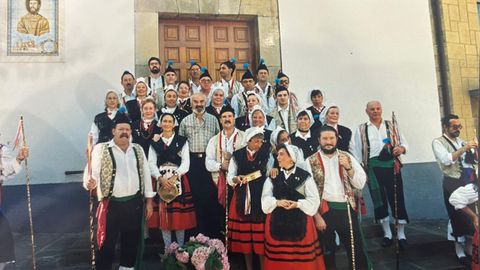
[12,119,23,151]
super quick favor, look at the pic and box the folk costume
[226,127,270,255]
[290,109,320,158]
[308,149,372,270]
[350,120,409,243]
[148,132,196,247]
[131,118,160,157]
[84,136,155,270]
[268,86,298,134]
[90,109,122,145]
[262,145,325,270]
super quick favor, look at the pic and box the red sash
[96,199,110,249]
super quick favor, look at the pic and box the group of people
[80,56,418,270]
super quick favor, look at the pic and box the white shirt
[317,151,366,203]
[449,183,477,210]
[294,130,312,141]
[149,75,164,93]
[278,105,291,133]
[148,135,190,178]
[205,129,243,172]
[261,167,320,216]
[0,145,22,183]
[432,134,473,169]
[350,120,409,163]
[84,140,155,198]
[119,91,135,105]
[255,82,275,114]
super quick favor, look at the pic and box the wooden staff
[20,116,37,270]
[391,112,402,270]
[86,133,96,270]
[339,150,356,270]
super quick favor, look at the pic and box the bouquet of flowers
[160,234,230,270]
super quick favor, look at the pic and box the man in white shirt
[0,144,28,270]
[119,71,136,106]
[350,100,409,249]
[432,114,477,264]
[188,61,202,93]
[255,59,275,114]
[268,85,298,134]
[230,66,256,118]
[309,125,372,269]
[214,59,243,104]
[84,114,155,270]
[146,57,165,108]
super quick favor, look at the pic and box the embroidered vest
[358,120,393,168]
[434,136,465,179]
[210,131,245,183]
[309,150,357,209]
[97,143,145,200]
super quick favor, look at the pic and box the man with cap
[255,59,275,114]
[163,62,178,87]
[215,59,243,103]
[231,64,257,118]
[276,70,299,111]
[0,143,28,270]
[290,109,320,158]
[120,71,136,106]
[350,100,409,249]
[146,57,165,97]
[309,125,372,270]
[83,113,155,270]
[227,126,271,270]
[199,67,214,104]
[179,93,223,239]
[188,60,202,93]
[205,106,246,235]
[268,85,298,134]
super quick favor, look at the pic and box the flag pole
[20,116,37,270]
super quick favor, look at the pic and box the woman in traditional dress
[324,104,352,152]
[132,98,160,157]
[306,89,326,127]
[157,86,189,128]
[125,78,150,123]
[262,144,325,270]
[148,113,196,248]
[206,87,233,127]
[177,81,192,114]
[89,90,122,144]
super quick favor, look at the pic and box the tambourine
[159,174,181,203]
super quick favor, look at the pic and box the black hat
[113,112,132,127]
[274,85,289,95]
[189,59,201,70]
[200,67,212,80]
[219,105,235,116]
[256,58,268,73]
[277,69,288,79]
[241,63,254,81]
[164,60,176,74]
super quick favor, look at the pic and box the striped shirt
[179,112,220,153]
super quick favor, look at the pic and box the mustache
[120,133,129,138]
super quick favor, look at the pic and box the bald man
[350,101,410,249]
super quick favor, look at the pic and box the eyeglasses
[451,124,462,130]
[280,80,289,84]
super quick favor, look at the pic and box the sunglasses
[451,125,462,130]
[280,80,289,84]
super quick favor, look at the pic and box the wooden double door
[159,19,256,82]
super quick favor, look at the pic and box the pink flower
[191,246,212,270]
[195,233,210,244]
[175,250,189,264]
[221,254,230,270]
[207,239,226,255]
[165,242,179,254]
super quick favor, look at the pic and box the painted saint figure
[17,0,50,36]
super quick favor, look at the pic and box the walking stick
[339,150,356,269]
[391,112,402,270]
[86,133,96,270]
[20,116,37,270]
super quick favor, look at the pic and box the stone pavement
[5,219,469,270]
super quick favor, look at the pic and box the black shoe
[381,237,393,247]
[458,255,471,266]
[398,239,408,251]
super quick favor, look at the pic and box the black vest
[132,119,160,157]
[270,168,309,241]
[94,112,118,144]
[232,146,270,221]
[151,134,187,168]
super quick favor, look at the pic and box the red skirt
[473,229,479,270]
[148,175,197,231]
[227,191,265,255]
[264,213,325,270]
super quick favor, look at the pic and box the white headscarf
[296,108,315,128]
[243,126,265,146]
[249,105,267,128]
[134,77,152,96]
